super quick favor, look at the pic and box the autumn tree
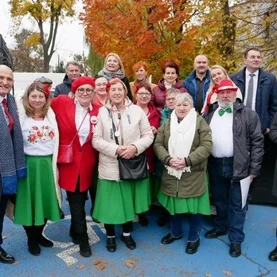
[10,29,44,72]
[9,0,76,72]
[82,0,226,81]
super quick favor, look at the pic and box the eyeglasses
[77,88,94,94]
[166,97,176,102]
[137,92,151,96]
[96,83,107,87]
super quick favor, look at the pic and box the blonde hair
[23,82,50,117]
[104,53,125,74]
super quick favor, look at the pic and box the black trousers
[0,193,8,246]
[104,221,133,236]
[66,182,88,239]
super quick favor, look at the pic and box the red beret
[71,76,95,94]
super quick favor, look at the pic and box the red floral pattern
[27,125,55,144]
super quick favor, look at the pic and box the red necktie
[2,98,15,131]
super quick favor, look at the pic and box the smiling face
[108,81,126,107]
[163,67,178,84]
[28,89,46,113]
[175,100,192,120]
[211,68,226,85]
[75,84,94,108]
[106,55,120,72]
[136,87,151,106]
[194,55,209,75]
[135,66,147,81]
[217,89,237,108]
[244,50,262,72]
[66,64,81,82]
[0,65,14,97]
[95,77,108,97]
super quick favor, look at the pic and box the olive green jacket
[154,114,212,198]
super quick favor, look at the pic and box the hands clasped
[116,145,138,159]
[169,158,186,170]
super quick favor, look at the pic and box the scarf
[166,108,197,179]
[98,68,125,81]
[0,94,27,194]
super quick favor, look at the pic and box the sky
[0,0,87,69]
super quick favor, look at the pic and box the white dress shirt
[244,69,259,111]
[210,105,234,158]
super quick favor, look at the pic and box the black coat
[269,113,277,197]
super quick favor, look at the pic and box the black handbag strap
[107,108,120,145]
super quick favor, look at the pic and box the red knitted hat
[214,79,238,93]
[71,76,95,94]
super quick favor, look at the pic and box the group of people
[0,47,277,265]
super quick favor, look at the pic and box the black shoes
[161,233,183,245]
[269,246,277,261]
[79,236,92,257]
[121,234,136,250]
[204,229,228,239]
[229,243,241,257]
[28,239,41,256]
[0,247,15,264]
[38,235,54,247]
[106,237,116,253]
[186,238,200,254]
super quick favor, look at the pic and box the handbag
[108,108,148,180]
[57,111,89,164]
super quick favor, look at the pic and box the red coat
[51,95,99,192]
[145,104,161,173]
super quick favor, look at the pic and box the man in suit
[0,65,27,263]
[183,55,210,113]
[230,47,277,133]
[204,79,264,257]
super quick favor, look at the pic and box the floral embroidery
[27,125,55,144]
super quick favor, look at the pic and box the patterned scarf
[0,94,27,194]
[98,68,125,81]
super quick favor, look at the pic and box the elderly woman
[152,61,187,111]
[160,88,179,125]
[130,61,156,98]
[97,53,132,99]
[154,93,212,254]
[51,76,99,258]
[202,65,242,114]
[92,78,154,253]
[14,82,61,256]
[134,81,161,225]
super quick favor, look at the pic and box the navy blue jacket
[230,68,277,131]
[54,74,77,97]
[183,69,210,105]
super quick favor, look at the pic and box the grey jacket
[204,102,264,180]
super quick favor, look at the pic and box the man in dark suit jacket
[0,65,27,264]
[230,47,277,205]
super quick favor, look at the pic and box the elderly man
[0,65,27,263]
[54,61,81,96]
[204,79,264,257]
[183,55,210,113]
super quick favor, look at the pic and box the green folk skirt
[92,177,151,224]
[14,155,60,226]
[158,182,211,216]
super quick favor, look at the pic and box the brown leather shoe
[0,247,15,264]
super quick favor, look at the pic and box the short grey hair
[66,61,81,69]
[175,93,194,107]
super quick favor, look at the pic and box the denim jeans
[169,214,202,241]
[208,156,247,244]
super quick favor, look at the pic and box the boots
[23,226,40,256]
[36,223,53,247]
